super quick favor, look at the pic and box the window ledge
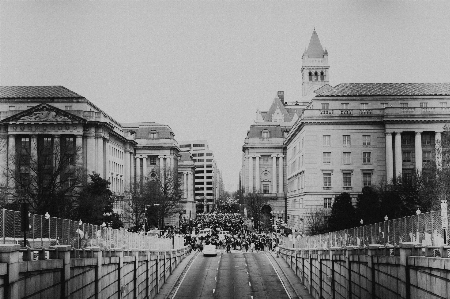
[323,187,332,190]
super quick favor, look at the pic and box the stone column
[97,137,104,178]
[184,172,187,198]
[54,135,60,183]
[30,135,38,167]
[130,151,136,191]
[86,136,96,175]
[279,155,284,193]
[435,131,442,170]
[385,133,394,182]
[75,135,83,168]
[415,131,423,173]
[189,171,193,201]
[135,157,141,187]
[124,150,130,192]
[394,132,402,179]
[142,156,147,181]
[248,156,253,193]
[255,155,260,192]
[159,156,164,177]
[0,133,8,187]
[272,155,277,194]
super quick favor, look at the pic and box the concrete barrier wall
[280,243,450,299]
[0,244,190,299]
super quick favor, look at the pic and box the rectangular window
[402,151,412,162]
[9,106,15,111]
[262,130,270,138]
[420,102,428,108]
[363,173,372,186]
[401,102,409,111]
[323,173,331,188]
[441,102,447,108]
[323,152,331,164]
[324,198,333,209]
[363,152,371,164]
[323,135,330,146]
[402,135,413,145]
[198,153,204,157]
[423,151,432,162]
[363,135,371,146]
[343,173,352,187]
[150,156,157,165]
[343,152,351,164]
[321,103,329,110]
[341,103,349,109]
[65,106,72,110]
[343,135,351,147]
[262,184,269,194]
[360,103,368,110]
[422,134,431,145]
[381,103,388,108]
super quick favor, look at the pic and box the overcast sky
[1,0,450,192]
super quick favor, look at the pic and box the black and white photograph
[0,0,450,298]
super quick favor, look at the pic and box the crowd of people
[180,213,281,254]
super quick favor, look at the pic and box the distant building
[179,140,222,214]
[241,29,329,221]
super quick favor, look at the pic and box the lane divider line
[171,252,200,299]
[264,252,292,299]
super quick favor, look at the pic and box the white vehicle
[202,244,217,256]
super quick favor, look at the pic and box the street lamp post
[45,212,50,241]
[78,219,83,249]
[360,219,364,247]
[416,208,421,243]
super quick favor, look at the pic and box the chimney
[277,91,284,103]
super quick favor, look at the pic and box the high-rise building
[179,140,221,214]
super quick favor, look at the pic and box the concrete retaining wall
[280,243,450,299]
[0,244,190,299]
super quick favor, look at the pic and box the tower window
[314,71,318,81]
[149,131,158,139]
[320,71,324,81]
[262,130,270,139]
[309,72,312,81]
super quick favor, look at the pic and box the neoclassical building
[241,29,329,220]
[285,83,450,231]
[0,86,203,226]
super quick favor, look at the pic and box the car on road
[202,244,217,256]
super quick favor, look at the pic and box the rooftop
[0,86,83,98]
[316,83,450,97]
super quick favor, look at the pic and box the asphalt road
[172,250,290,299]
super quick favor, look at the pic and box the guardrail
[0,208,184,250]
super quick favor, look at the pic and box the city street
[172,250,290,299]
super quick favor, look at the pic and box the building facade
[0,86,199,227]
[179,140,221,214]
[241,30,329,221]
[285,83,450,232]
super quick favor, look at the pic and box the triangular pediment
[2,103,86,124]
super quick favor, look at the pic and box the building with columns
[0,86,200,227]
[241,29,329,220]
[0,86,136,197]
[178,151,196,220]
[179,140,222,214]
[285,84,450,231]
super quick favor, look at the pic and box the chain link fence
[283,206,450,249]
[0,208,184,250]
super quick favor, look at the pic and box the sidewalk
[154,249,199,299]
[265,251,314,299]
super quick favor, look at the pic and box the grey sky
[1,0,450,191]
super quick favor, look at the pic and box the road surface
[172,250,290,299]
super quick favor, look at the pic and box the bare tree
[305,208,329,236]
[244,192,268,231]
[140,170,183,230]
[2,136,85,218]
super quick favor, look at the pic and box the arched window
[320,71,324,81]
[262,130,270,139]
[309,72,312,81]
[314,71,318,81]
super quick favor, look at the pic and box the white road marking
[171,253,200,299]
[264,252,292,299]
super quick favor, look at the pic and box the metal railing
[283,207,450,249]
[0,208,184,250]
